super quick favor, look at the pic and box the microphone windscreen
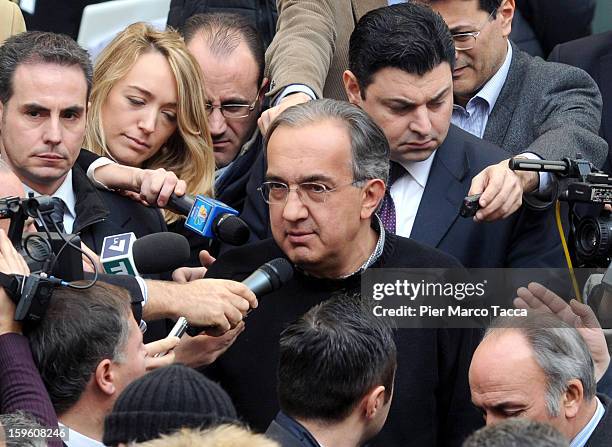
[261,258,293,289]
[132,232,190,274]
[213,214,251,245]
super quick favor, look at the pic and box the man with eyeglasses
[203,98,484,445]
[421,0,607,178]
[181,12,268,212]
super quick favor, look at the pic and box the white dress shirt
[59,423,105,447]
[390,152,436,238]
[23,171,77,234]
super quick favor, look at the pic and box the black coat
[205,234,483,446]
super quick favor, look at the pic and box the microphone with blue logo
[100,232,190,276]
[166,194,250,245]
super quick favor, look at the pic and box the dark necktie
[377,162,406,234]
[42,197,66,233]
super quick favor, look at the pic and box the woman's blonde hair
[131,425,280,447]
[85,22,214,223]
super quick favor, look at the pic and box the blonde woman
[81,22,215,228]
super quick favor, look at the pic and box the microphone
[187,258,293,335]
[166,194,250,245]
[242,258,294,297]
[101,232,190,276]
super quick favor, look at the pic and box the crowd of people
[0,0,611,446]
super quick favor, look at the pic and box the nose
[409,105,433,137]
[281,188,309,223]
[208,107,228,137]
[138,107,157,134]
[42,116,62,146]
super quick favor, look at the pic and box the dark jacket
[206,234,483,446]
[167,0,277,48]
[587,394,612,447]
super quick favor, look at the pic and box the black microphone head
[213,213,251,245]
[132,232,190,274]
[260,258,293,290]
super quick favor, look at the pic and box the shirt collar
[455,40,513,114]
[570,396,605,447]
[59,423,105,447]
[22,171,77,220]
[398,150,436,189]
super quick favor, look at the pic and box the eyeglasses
[451,9,497,51]
[258,180,364,205]
[205,87,263,119]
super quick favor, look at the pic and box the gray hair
[266,99,390,185]
[0,31,93,104]
[0,412,48,447]
[462,418,569,447]
[28,282,132,415]
[486,313,596,417]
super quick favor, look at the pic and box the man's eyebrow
[382,97,417,107]
[449,23,478,34]
[63,106,85,115]
[264,174,336,183]
[429,87,451,103]
[21,103,49,112]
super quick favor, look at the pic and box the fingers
[0,229,29,275]
[224,280,258,310]
[199,250,216,269]
[145,335,181,357]
[569,299,602,329]
[139,168,185,207]
[258,93,311,135]
[472,162,522,222]
[172,267,207,284]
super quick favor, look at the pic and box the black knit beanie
[102,364,238,445]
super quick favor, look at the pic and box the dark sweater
[0,333,62,447]
[206,233,483,446]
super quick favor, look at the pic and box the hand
[81,242,103,274]
[258,92,311,135]
[174,322,245,368]
[135,168,187,207]
[469,158,527,221]
[144,336,180,371]
[172,250,216,283]
[515,282,611,382]
[0,229,29,335]
[144,278,258,336]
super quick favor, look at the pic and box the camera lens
[576,215,612,263]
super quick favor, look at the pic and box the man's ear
[361,179,386,220]
[363,385,387,420]
[343,70,364,106]
[499,0,515,38]
[562,379,585,419]
[260,77,270,99]
[0,101,4,131]
[94,359,117,396]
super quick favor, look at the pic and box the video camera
[0,194,85,322]
[509,157,612,267]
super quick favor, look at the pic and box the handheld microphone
[166,194,250,245]
[101,232,190,276]
[187,258,293,336]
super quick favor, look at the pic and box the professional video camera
[0,194,86,322]
[509,157,612,268]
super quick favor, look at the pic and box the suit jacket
[586,394,612,447]
[0,0,25,43]
[265,0,385,101]
[548,31,612,173]
[482,42,607,168]
[411,125,563,268]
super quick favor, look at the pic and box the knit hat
[102,364,238,445]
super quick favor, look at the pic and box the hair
[84,23,214,223]
[278,292,397,422]
[266,99,390,185]
[181,12,265,87]
[0,411,48,447]
[462,418,569,447]
[423,0,504,16]
[485,313,597,417]
[130,425,279,447]
[0,31,92,104]
[349,2,455,93]
[27,282,133,415]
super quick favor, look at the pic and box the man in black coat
[205,99,483,446]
